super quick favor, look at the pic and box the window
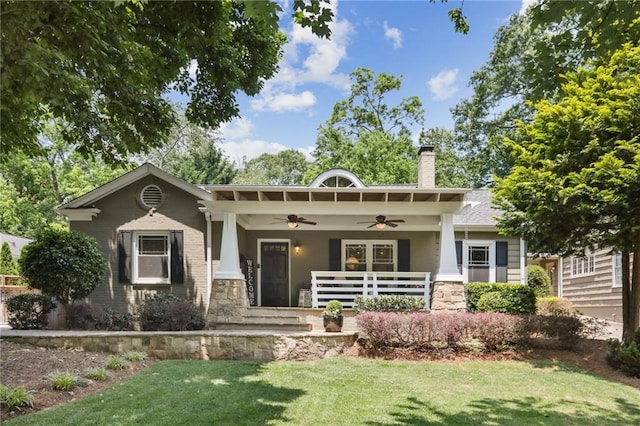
[117,230,183,285]
[134,233,170,284]
[461,241,496,283]
[613,253,622,288]
[468,246,490,266]
[571,255,595,277]
[342,240,397,273]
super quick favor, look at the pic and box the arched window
[309,169,366,188]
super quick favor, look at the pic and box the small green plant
[84,368,109,381]
[322,300,343,319]
[607,328,640,378]
[0,384,33,409]
[50,372,77,390]
[527,265,552,297]
[124,351,148,361]
[106,356,130,370]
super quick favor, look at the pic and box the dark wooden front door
[260,242,289,306]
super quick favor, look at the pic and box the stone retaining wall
[1,331,358,361]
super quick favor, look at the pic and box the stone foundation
[207,279,250,327]
[430,281,467,312]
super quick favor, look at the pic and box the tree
[494,44,640,341]
[452,1,640,187]
[0,242,18,275]
[418,128,468,187]
[0,124,128,238]
[305,69,423,185]
[233,150,310,185]
[19,228,106,304]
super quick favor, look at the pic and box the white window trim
[570,254,595,278]
[133,231,171,284]
[341,240,397,272]
[612,252,622,288]
[462,240,496,283]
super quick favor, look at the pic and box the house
[56,147,526,326]
[0,233,32,260]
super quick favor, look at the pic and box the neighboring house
[0,233,32,260]
[56,147,526,323]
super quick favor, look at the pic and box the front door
[260,241,290,306]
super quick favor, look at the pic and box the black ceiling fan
[274,214,317,228]
[358,215,404,229]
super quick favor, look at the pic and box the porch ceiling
[200,187,471,231]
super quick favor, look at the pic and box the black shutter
[171,230,184,284]
[329,239,341,271]
[496,242,508,266]
[118,230,132,284]
[398,239,410,272]
[455,241,462,266]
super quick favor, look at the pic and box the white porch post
[434,213,463,282]
[215,212,244,280]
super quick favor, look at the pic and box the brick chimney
[417,145,435,188]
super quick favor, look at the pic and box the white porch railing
[310,271,431,309]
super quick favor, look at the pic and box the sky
[194,0,535,165]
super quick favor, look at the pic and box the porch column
[435,213,463,282]
[215,212,244,280]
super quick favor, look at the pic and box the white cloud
[519,0,538,15]
[218,117,252,140]
[250,0,354,111]
[383,21,402,49]
[249,90,317,112]
[427,68,459,101]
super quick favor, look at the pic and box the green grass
[5,358,640,425]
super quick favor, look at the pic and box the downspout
[520,238,526,284]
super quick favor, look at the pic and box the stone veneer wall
[2,332,357,361]
[207,279,250,326]
[430,281,467,312]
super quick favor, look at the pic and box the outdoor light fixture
[287,221,299,229]
[294,240,301,254]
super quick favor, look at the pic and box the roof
[454,190,499,227]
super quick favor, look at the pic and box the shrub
[123,351,147,361]
[106,356,129,370]
[536,297,573,316]
[607,329,640,378]
[322,300,343,318]
[0,384,33,410]
[49,372,77,390]
[6,293,57,329]
[472,313,524,351]
[138,293,204,331]
[84,368,109,381]
[354,295,425,313]
[527,265,552,297]
[466,282,536,314]
[19,228,105,304]
[0,241,18,275]
[67,303,134,331]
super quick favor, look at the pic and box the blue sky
[210,0,533,164]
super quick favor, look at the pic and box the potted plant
[322,299,343,332]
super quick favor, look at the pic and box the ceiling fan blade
[299,220,317,225]
[356,221,375,224]
[386,222,399,228]
[387,219,405,223]
[367,223,377,229]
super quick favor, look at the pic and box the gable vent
[141,185,163,208]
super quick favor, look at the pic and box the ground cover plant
[4,357,639,425]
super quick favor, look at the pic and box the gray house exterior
[56,148,526,323]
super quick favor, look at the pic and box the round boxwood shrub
[476,287,536,314]
[527,265,552,297]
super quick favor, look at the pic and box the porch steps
[213,311,313,332]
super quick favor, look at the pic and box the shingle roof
[455,190,500,226]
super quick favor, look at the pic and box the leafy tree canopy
[494,43,640,338]
[233,150,310,185]
[452,0,640,187]
[19,228,106,304]
[306,69,423,185]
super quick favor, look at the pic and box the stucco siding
[560,249,624,321]
[70,176,207,314]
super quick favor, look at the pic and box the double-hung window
[134,232,170,284]
[571,254,594,277]
[612,253,622,288]
[342,240,397,273]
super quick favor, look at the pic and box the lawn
[6,357,640,425]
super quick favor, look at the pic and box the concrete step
[214,322,312,332]
[241,315,303,325]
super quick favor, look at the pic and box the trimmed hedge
[354,295,425,313]
[67,302,134,331]
[465,282,536,314]
[138,293,205,331]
